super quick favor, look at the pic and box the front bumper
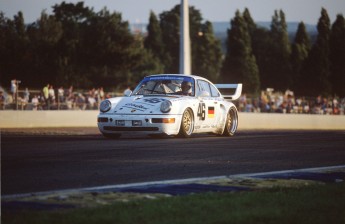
[97,114,182,136]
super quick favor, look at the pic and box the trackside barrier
[238,113,345,130]
[0,111,98,128]
[0,111,345,130]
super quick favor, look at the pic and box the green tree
[25,11,63,87]
[50,2,148,88]
[243,8,256,36]
[159,6,180,74]
[251,27,271,91]
[52,1,95,87]
[192,21,222,82]
[131,49,164,84]
[144,11,166,71]
[0,12,11,86]
[1,2,158,90]
[220,10,260,95]
[0,11,31,87]
[290,22,311,94]
[266,10,292,91]
[301,8,331,96]
[330,14,345,97]
[82,8,138,87]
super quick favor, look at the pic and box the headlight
[100,100,111,113]
[160,100,172,113]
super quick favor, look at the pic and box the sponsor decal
[124,103,148,111]
[208,106,215,118]
[148,76,185,81]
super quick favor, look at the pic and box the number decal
[143,98,165,104]
[197,102,206,120]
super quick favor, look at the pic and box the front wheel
[222,107,238,137]
[178,108,194,138]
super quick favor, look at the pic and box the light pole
[179,0,191,75]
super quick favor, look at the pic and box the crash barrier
[0,111,97,128]
[238,113,345,130]
[1,111,344,130]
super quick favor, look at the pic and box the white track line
[3,165,345,200]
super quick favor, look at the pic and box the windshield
[132,75,195,96]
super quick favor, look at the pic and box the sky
[1,0,345,25]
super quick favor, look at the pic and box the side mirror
[198,91,210,98]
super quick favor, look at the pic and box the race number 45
[197,102,206,120]
[143,98,165,104]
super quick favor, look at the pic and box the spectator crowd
[237,89,345,115]
[1,80,344,115]
[0,80,113,111]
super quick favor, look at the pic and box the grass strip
[3,182,345,224]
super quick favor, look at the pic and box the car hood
[109,95,183,114]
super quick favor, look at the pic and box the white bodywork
[97,74,242,138]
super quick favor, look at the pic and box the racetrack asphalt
[2,128,345,196]
[2,127,345,212]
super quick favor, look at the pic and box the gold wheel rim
[183,110,192,133]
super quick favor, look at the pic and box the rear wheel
[178,108,194,138]
[222,107,238,136]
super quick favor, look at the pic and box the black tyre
[222,107,238,136]
[178,108,194,138]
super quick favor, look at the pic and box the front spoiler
[97,113,182,136]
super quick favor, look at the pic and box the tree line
[1,2,344,97]
[222,8,345,97]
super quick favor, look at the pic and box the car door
[195,80,220,131]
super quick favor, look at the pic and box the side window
[210,84,220,97]
[197,80,211,96]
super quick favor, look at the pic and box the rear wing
[215,83,242,101]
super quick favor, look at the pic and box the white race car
[97,74,242,138]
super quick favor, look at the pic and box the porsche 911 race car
[97,74,242,138]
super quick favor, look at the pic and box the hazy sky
[1,0,344,24]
